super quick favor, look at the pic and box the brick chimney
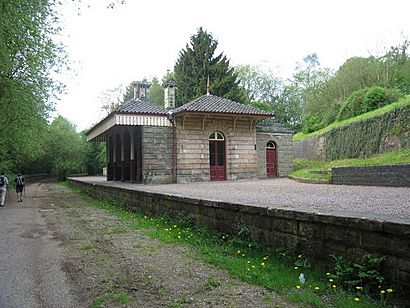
[132,81,151,100]
[163,79,177,109]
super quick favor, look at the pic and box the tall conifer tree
[174,27,245,106]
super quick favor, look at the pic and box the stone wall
[70,179,410,290]
[294,104,410,160]
[293,136,326,160]
[142,126,173,184]
[256,119,293,177]
[332,164,410,187]
[175,115,258,182]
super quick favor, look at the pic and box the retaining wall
[332,164,410,187]
[69,179,410,291]
[294,104,410,160]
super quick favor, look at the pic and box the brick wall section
[332,164,410,187]
[142,126,173,184]
[175,115,258,182]
[70,179,410,290]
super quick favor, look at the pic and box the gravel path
[74,177,410,222]
[0,183,78,308]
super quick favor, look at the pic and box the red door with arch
[266,141,277,177]
[209,132,226,181]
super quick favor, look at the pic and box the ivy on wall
[324,105,410,160]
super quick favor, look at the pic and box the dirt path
[1,181,295,307]
[0,182,78,307]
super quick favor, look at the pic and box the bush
[302,115,323,133]
[364,86,401,111]
[337,87,402,121]
[336,89,367,121]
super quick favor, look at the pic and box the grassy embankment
[67,182,399,308]
[291,150,410,182]
[293,95,410,142]
[291,96,410,182]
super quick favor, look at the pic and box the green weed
[90,294,109,308]
[113,292,131,304]
[65,182,399,307]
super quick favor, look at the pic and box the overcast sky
[55,0,410,131]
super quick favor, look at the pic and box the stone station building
[86,81,293,184]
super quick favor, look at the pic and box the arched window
[209,132,225,141]
[266,141,276,149]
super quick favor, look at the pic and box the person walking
[0,172,9,207]
[14,174,25,202]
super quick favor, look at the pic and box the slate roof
[115,98,167,115]
[171,95,274,116]
[256,118,293,134]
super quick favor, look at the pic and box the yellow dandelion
[173,225,177,228]
[356,286,362,290]
[298,254,302,258]
[177,235,181,239]
[247,260,251,264]
[237,250,241,254]
[296,285,301,289]
[329,279,334,282]
[380,290,385,294]
[386,288,393,293]
[248,244,252,247]
[326,272,331,276]
[251,265,255,269]
[332,285,336,288]
[242,254,245,257]
[261,262,265,266]
[354,298,360,301]
[294,266,298,270]
[314,287,320,291]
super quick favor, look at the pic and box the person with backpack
[0,172,9,207]
[14,174,25,202]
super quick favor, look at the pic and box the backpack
[16,176,23,186]
[0,176,4,187]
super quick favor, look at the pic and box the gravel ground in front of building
[73,177,410,222]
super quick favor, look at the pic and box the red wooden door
[209,140,226,181]
[266,147,277,177]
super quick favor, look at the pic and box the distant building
[86,81,293,183]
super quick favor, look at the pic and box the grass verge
[293,95,410,142]
[291,149,410,182]
[65,182,399,307]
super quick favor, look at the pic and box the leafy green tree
[174,27,245,106]
[122,82,134,103]
[294,54,334,123]
[0,0,66,173]
[82,131,106,176]
[150,77,164,106]
[236,64,302,129]
[45,116,85,180]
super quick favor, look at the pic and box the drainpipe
[168,111,177,183]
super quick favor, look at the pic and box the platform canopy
[86,98,171,142]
